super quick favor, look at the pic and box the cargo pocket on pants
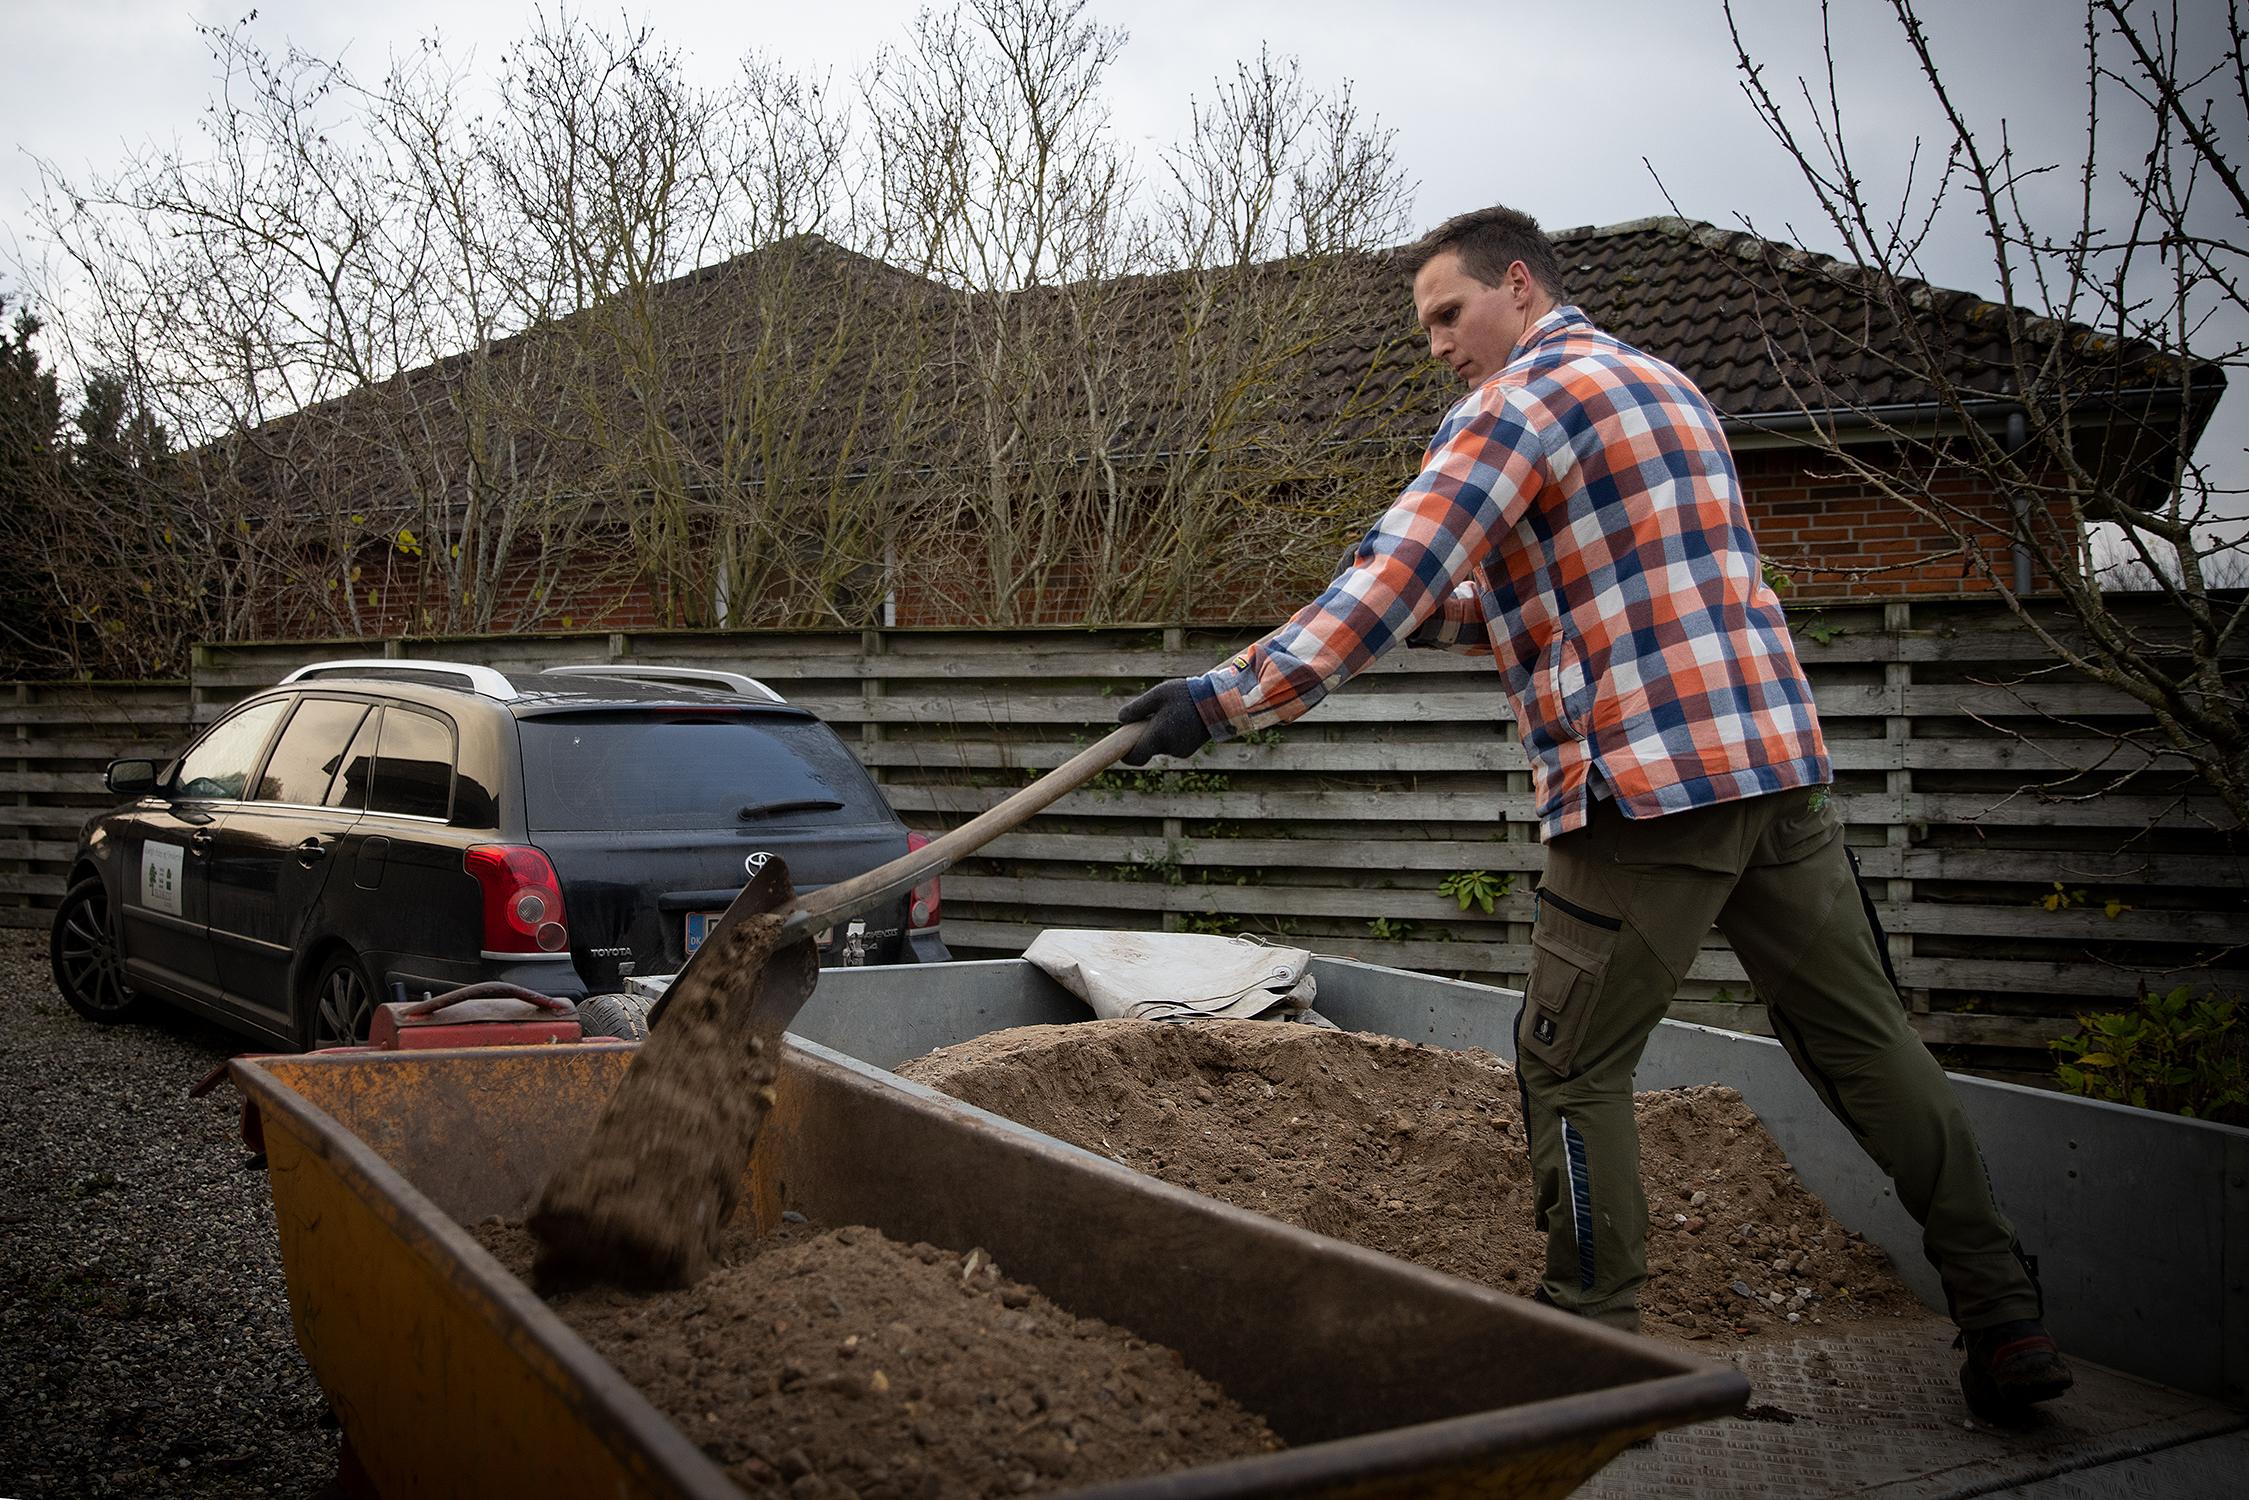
[1521,894,1620,1077]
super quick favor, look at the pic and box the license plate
[684,910,848,959]
[683,910,726,957]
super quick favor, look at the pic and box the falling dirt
[529,911,808,1286]
[895,1019,1924,1343]
[477,1215,1283,1499]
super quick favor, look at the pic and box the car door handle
[294,837,330,866]
[190,830,214,854]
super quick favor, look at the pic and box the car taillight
[906,830,942,930]
[464,844,570,954]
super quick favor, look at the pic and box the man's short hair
[1409,206,1569,302]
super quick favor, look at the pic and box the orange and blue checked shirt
[1187,305,1829,840]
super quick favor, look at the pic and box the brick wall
[890,556,1307,629]
[261,447,2057,641]
[887,451,2054,626]
[1735,449,2063,599]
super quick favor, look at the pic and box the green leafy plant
[1800,612,1846,646]
[1366,917,1418,942]
[1438,869,1512,914]
[2051,984,2248,1124]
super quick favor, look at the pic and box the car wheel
[51,877,144,1023]
[303,949,378,1050]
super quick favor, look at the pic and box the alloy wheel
[55,881,133,1017]
[312,957,375,1048]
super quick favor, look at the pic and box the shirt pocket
[1520,895,1620,1076]
[1535,626,1596,741]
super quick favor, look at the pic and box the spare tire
[577,992,653,1041]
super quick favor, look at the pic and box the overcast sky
[3,0,2240,532]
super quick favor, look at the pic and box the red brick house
[198,217,2219,640]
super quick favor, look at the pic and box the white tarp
[1023,929,1332,1025]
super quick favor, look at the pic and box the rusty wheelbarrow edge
[234,1040,1750,1500]
[1057,1368,1747,1500]
[230,1047,747,1500]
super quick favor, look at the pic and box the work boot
[1957,1318,2073,1422]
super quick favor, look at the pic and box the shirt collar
[1510,304,1590,363]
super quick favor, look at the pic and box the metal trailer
[783,955,2249,1496]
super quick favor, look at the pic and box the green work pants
[1515,784,2042,1333]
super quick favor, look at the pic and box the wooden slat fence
[6,596,2243,1084]
[3,680,194,923]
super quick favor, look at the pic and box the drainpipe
[2005,408,2033,595]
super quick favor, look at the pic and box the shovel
[529,722,1146,1285]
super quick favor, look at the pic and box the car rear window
[517,713,892,832]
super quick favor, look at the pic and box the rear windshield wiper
[736,797,848,820]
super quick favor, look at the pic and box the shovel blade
[648,852,800,1029]
[532,854,817,1286]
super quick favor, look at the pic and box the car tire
[577,992,653,1041]
[51,876,145,1023]
[301,948,378,1050]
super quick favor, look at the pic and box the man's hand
[1117,679,1212,767]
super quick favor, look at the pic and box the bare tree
[1142,49,1419,619]
[11,0,1424,664]
[1719,0,2249,828]
[20,17,601,646]
[862,9,1419,624]
[861,0,1151,624]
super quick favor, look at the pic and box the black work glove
[1117,679,1212,767]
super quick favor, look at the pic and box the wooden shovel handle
[779,722,1146,945]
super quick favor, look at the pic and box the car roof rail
[280,658,520,701]
[540,664,788,704]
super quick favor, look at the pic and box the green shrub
[2050,983,2248,1125]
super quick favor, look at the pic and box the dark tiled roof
[213,217,2214,508]
[1299,216,2210,439]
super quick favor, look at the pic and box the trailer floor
[1584,1316,2243,1498]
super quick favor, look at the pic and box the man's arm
[1185,385,1547,739]
[1407,581,1495,654]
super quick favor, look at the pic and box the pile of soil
[478,1215,1281,1500]
[896,1020,1923,1343]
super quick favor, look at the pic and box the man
[1117,204,2072,1422]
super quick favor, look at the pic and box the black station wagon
[50,660,947,1048]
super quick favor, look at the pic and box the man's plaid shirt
[1188,304,1829,840]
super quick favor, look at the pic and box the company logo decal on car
[142,842,184,916]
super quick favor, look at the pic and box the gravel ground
[0,928,337,1498]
